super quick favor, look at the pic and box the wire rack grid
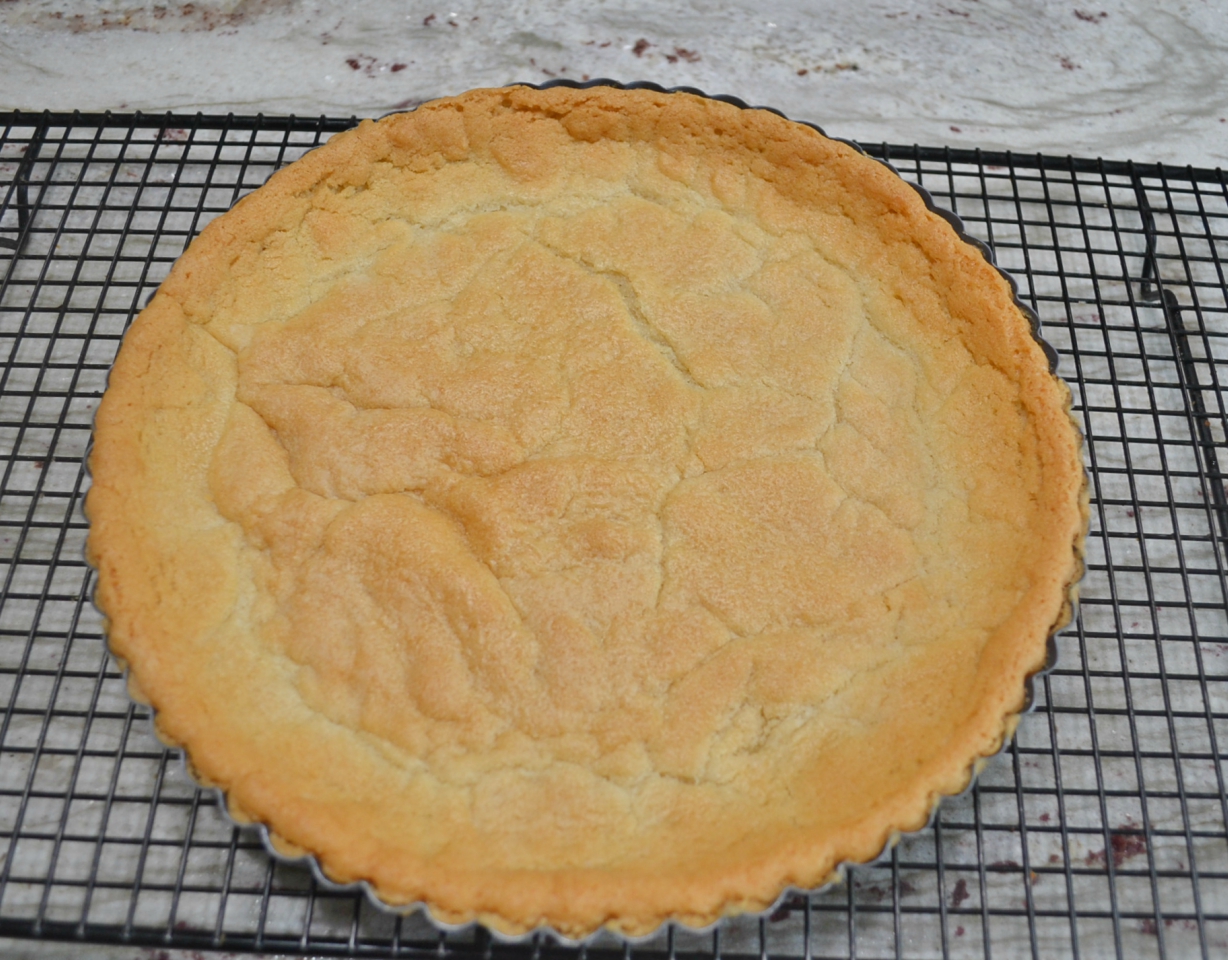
[0,111,1224,960]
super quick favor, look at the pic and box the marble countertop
[1,0,1226,167]
[0,3,1225,959]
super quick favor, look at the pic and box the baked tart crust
[86,85,1086,939]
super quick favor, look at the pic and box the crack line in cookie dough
[598,267,703,393]
[527,229,709,398]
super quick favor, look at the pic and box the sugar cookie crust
[86,86,1086,939]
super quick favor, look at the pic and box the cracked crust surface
[86,86,1086,939]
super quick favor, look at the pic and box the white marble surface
[0,0,1226,166]
[0,4,1226,960]
[0,939,271,959]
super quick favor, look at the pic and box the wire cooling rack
[0,111,1225,960]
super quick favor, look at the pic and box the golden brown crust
[86,85,1086,939]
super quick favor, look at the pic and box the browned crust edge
[84,84,1090,941]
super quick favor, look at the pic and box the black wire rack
[0,111,1225,960]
